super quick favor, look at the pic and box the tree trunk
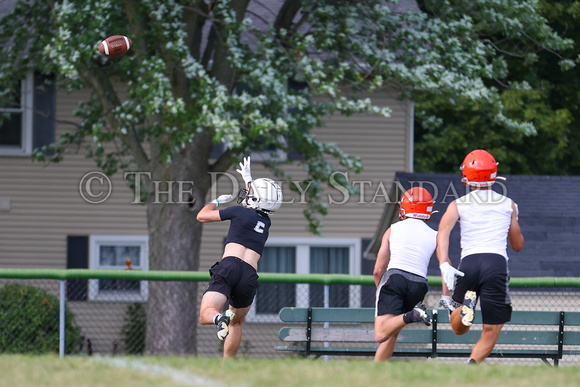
[144,154,210,354]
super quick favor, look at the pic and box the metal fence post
[59,279,65,358]
[324,284,329,361]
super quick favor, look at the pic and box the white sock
[213,313,222,325]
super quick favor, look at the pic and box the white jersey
[387,218,437,278]
[456,190,513,260]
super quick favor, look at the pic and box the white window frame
[88,235,149,302]
[0,72,34,156]
[247,237,361,323]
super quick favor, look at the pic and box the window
[247,237,361,322]
[89,235,149,302]
[0,73,33,155]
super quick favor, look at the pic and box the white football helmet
[246,178,283,213]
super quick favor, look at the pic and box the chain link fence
[0,270,578,365]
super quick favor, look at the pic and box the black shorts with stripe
[376,270,428,317]
[452,253,512,325]
[205,256,259,309]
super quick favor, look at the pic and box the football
[98,35,132,57]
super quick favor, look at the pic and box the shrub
[0,283,82,354]
[122,302,146,354]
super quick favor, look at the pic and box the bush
[122,302,146,354]
[0,283,82,354]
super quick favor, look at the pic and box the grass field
[1,354,579,387]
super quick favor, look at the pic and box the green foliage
[0,0,573,232]
[121,303,146,355]
[414,0,580,175]
[0,283,81,354]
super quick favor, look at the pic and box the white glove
[440,262,464,291]
[211,194,234,208]
[236,156,253,184]
[439,295,456,313]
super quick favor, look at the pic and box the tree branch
[274,0,301,32]
[78,62,150,171]
[183,0,208,62]
[209,147,234,173]
[121,0,148,67]
[207,0,250,91]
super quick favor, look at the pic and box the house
[365,171,580,278]
[0,0,423,356]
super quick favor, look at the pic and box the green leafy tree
[0,284,82,354]
[414,0,578,174]
[0,0,569,353]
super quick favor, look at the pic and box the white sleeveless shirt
[388,218,437,278]
[456,190,513,260]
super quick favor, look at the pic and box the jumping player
[197,157,283,358]
[436,149,524,364]
[374,187,457,362]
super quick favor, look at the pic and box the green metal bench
[275,307,580,365]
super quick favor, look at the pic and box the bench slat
[279,327,431,343]
[279,307,374,323]
[434,309,568,325]
[274,346,566,358]
[564,312,580,326]
[438,330,560,345]
[277,307,579,362]
[275,346,432,355]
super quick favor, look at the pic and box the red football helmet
[460,149,504,187]
[399,187,434,220]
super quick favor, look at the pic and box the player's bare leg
[374,314,405,343]
[469,323,503,363]
[375,304,430,343]
[199,291,228,324]
[223,304,251,359]
[374,330,401,361]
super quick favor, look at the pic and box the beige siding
[198,89,411,269]
[0,88,148,269]
[0,85,410,355]
[1,86,409,270]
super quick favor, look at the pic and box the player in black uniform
[197,157,283,358]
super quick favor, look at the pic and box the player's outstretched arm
[437,201,464,290]
[508,200,524,252]
[436,201,459,266]
[197,194,234,223]
[373,227,391,287]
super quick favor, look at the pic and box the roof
[365,172,580,278]
[0,0,17,15]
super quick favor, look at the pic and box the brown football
[98,35,132,57]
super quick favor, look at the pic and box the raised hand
[236,156,252,184]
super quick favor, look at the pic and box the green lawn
[0,355,578,387]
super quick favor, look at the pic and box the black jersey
[219,206,271,255]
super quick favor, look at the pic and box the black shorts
[205,256,259,309]
[452,253,512,325]
[376,271,428,317]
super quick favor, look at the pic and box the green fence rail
[0,268,579,287]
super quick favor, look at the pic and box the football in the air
[98,35,132,57]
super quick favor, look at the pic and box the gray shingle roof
[366,172,580,277]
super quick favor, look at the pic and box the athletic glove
[440,262,464,291]
[211,194,234,208]
[439,295,456,313]
[236,156,253,184]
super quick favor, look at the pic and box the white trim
[0,72,33,156]
[88,235,149,302]
[247,237,361,323]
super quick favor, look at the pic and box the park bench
[275,307,580,365]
